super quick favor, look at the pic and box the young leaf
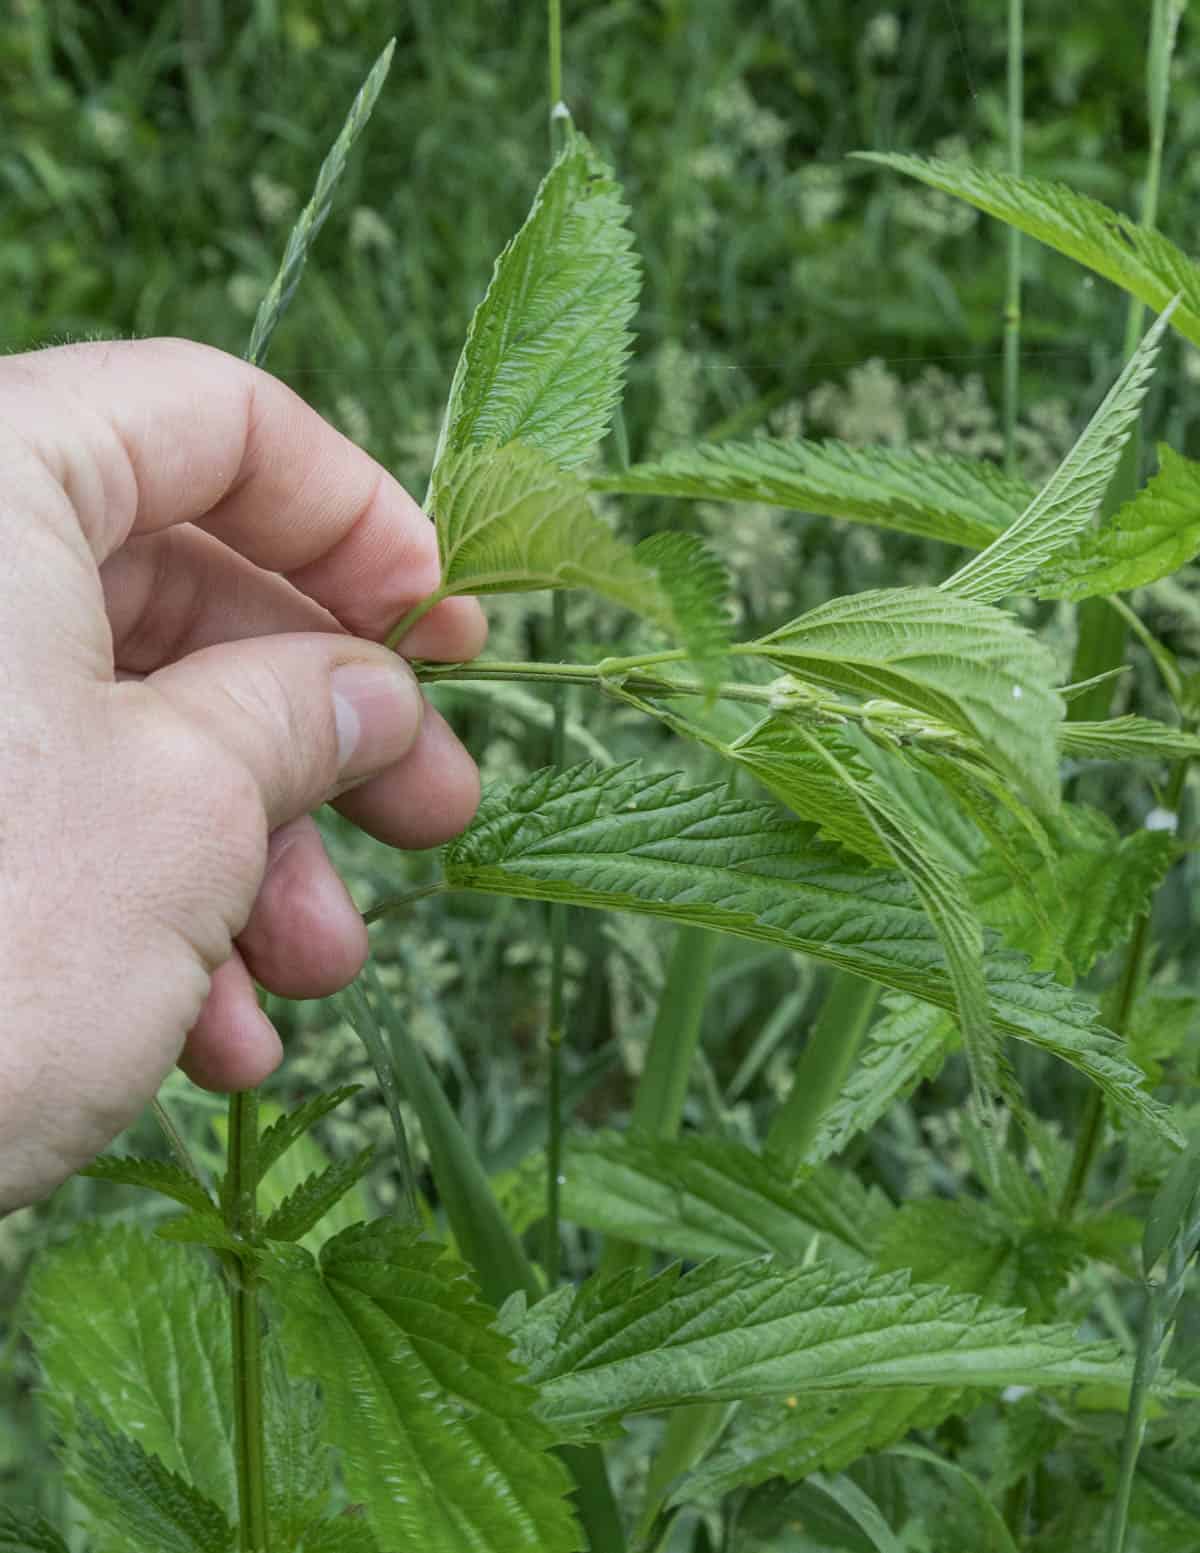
[154,1210,247,1253]
[263,1225,582,1553]
[634,530,732,688]
[671,1388,966,1508]
[858,154,1200,349]
[591,438,1030,549]
[438,131,638,470]
[70,1411,234,1553]
[261,1146,374,1243]
[1059,715,1200,763]
[256,1085,363,1183]
[1037,445,1200,601]
[79,1154,213,1214]
[749,586,1063,811]
[808,997,953,1163]
[443,763,1177,1141]
[561,1131,889,1267]
[941,307,1173,603]
[519,1257,1137,1437]
[970,804,1174,976]
[24,1224,237,1515]
[296,1521,383,1553]
[0,1507,69,1553]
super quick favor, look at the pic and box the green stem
[545,591,569,1286]
[548,0,563,112]
[1003,0,1023,478]
[361,878,448,927]
[767,972,881,1169]
[386,588,450,651]
[151,1096,209,1190]
[636,1402,730,1548]
[1107,1286,1166,1553]
[1067,0,1176,723]
[226,1091,269,1552]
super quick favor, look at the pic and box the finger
[4,337,486,655]
[142,631,425,832]
[333,701,482,849]
[178,949,283,1092]
[101,524,484,673]
[236,816,368,998]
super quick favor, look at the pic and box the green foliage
[861,153,1200,349]
[591,438,1029,548]
[254,1086,363,1183]
[517,1258,1136,1437]
[264,1224,581,1553]
[261,1146,374,1243]
[438,130,637,471]
[0,1507,69,1553]
[561,1131,889,1267]
[79,1153,214,1214]
[1038,444,1200,601]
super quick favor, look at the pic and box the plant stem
[361,878,448,926]
[548,0,563,114]
[545,595,569,1285]
[767,971,881,1169]
[151,1096,209,1189]
[226,1090,270,1552]
[1067,0,1177,723]
[1003,0,1023,479]
[386,588,449,651]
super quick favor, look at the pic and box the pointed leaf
[154,1210,248,1253]
[263,1225,582,1553]
[1059,716,1200,763]
[79,1154,214,1214]
[751,586,1063,810]
[519,1258,1137,1436]
[942,307,1172,603]
[261,1146,374,1243]
[858,154,1200,348]
[561,1132,889,1267]
[440,132,638,469]
[297,1519,383,1553]
[591,439,1029,548]
[1038,445,1200,601]
[0,1507,69,1553]
[671,1388,965,1507]
[443,763,1177,1141]
[256,1085,363,1183]
[809,996,953,1163]
[70,1412,234,1553]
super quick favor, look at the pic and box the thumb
[142,632,424,831]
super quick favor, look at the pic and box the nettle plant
[15,26,1200,1553]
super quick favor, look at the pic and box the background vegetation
[6,1,1200,1545]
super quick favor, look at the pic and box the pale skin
[0,338,487,1214]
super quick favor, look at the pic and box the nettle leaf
[875,1201,1084,1321]
[1060,715,1200,763]
[809,997,954,1164]
[860,153,1200,347]
[256,1085,363,1183]
[24,1224,332,1536]
[727,715,893,865]
[1038,445,1200,601]
[634,530,733,688]
[519,1257,1135,1437]
[79,1154,214,1214]
[970,804,1175,977]
[0,1506,69,1553]
[71,1412,234,1553]
[296,1520,383,1553]
[24,1223,236,1515]
[674,1388,965,1508]
[439,131,637,469]
[443,763,1176,1141]
[591,438,1029,549]
[261,1146,374,1243]
[750,586,1063,811]
[264,1224,581,1553]
[942,308,1172,604]
[560,1131,889,1268]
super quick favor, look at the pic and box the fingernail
[331,660,422,781]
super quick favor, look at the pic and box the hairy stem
[545,593,569,1285]
[226,1091,269,1552]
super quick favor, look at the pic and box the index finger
[2,337,485,650]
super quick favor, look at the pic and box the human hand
[0,339,486,1213]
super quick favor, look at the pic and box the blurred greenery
[7,0,1200,1542]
